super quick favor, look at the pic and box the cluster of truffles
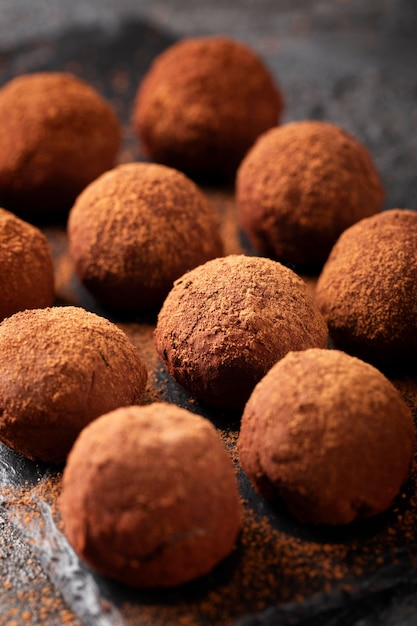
[0,31,416,594]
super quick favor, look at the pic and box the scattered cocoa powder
[1,346,417,626]
[0,46,416,626]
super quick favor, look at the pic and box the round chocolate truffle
[236,120,384,267]
[68,162,224,312]
[0,207,55,320]
[315,209,417,368]
[0,72,121,217]
[154,254,328,409]
[133,36,283,179]
[60,403,242,588]
[0,306,147,464]
[238,348,415,525]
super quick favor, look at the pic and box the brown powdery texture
[68,162,224,312]
[236,120,384,267]
[0,207,55,320]
[0,511,81,626]
[154,254,328,410]
[4,447,417,626]
[60,403,242,588]
[238,348,415,525]
[133,35,283,178]
[315,208,417,368]
[0,72,120,217]
[0,306,147,464]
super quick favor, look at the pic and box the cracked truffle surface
[0,306,147,464]
[236,120,384,267]
[68,162,224,312]
[238,348,415,525]
[133,36,283,178]
[315,209,417,368]
[154,254,328,409]
[0,72,120,217]
[60,403,242,588]
[0,207,55,320]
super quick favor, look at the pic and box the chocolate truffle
[60,403,242,588]
[0,207,55,320]
[154,254,328,409]
[68,162,223,312]
[0,72,120,218]
[315,209,417,368]
[238,348,415,525]
[133,36,283,179]
[0,306,147,464]
[236,120,384,267]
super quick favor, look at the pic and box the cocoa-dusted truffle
[0,306,147,464]
[236,120,384,267]
[60,403,242,588]
[68,162,224,312]
[133,36,283,179]
[0,207,55,320]
[155,254,328,409]
[238,348,415,525]
[0,72,120,218]
[315,209,417,368]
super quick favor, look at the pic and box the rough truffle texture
[154,255,328,409]
[68,162,224,312]
[133,36,283,179]
[236,120,384,267]
[0,72,120,217]
[0,207,55,320]
[0,306,147,464]
[238,348,415,525]
[315,209,417,368]
[60,403,242,588]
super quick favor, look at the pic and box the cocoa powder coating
[154,254,328,409]
[236,120,384,267]
[0,306,147,464]
[238,348,415,525]
[0,207,55,320]
[60,403,242,588]
[133,36,283,178]
[68,162,224,311]
[315,208,417,367]
[0,72,121,217]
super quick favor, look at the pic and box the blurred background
[1,0,416,210]
[1,0,417,48]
